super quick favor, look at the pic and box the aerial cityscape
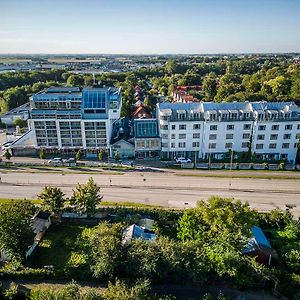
[0,0,300,299]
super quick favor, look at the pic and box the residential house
[243,226,277,266]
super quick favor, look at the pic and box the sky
[0,0,300,54]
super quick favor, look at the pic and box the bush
[0,266,52,280]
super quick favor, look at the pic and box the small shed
[243,226,277,266]
[122,224,156,244]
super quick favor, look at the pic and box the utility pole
[229,142,235,190]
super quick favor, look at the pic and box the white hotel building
[29,86,121,156]
[157,101,300,164]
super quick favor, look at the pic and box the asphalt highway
[0,171,299,217]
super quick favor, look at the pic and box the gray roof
[158,101,299,114]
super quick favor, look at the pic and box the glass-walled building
[29,86,122,155]
[134,119,161,158]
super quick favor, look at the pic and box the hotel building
[29,86,121,155]
[157,101,300,164]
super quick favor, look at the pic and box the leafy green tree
[98,149,104,161]
[0,200,36,264]
[3,150,11,160]
[37,186,65,214]
[114,150,120,161]
[39,148,46,160]
[2,87,28,111]
[89,222,123,279]
[203,72,217,99]
[266,75,291,97]
[67,75,84,86]
[13,118,27,128]
[178,196,256,245]
[103,279,151,300]
[70,177,103,216]
[76,150,83,161]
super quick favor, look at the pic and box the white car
[48,157,63,165]
[175,157,192,163]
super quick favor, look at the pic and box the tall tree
[0,200,36,264]
[89,222,123,279]
[37,186,65,214]
[70,177,103,216]
[203,72,217,99]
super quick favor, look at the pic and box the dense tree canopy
[0,200,36,264]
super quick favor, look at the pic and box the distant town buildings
[0,103,30,126]
[171,86,202,103]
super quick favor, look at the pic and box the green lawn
[32,224,90,278]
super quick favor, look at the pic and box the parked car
[175,157,192,163]
[48,157,63,165]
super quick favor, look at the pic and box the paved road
[0,171,299,217]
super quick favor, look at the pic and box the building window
[179,124,186,130]
[256,144,264,149]
[297,124,300,130]
[210,125,218,131]
[270,134,278,140]
[285,124,293,130]
[193,142,200,148]
[296,133,300,139]
[295,143,298,148]
[171,142,175,148]
[242,142,249,148]
[179,134,186,139]
[257,134,265,140]
[193,124,201,130]
[161,143,168,148]
[226,133,234,139]
[258,125,266,131]
[209,134,217,140]
[272,125,279,130]
[161,134,168,139]
[193,133,200,138]
[242,133,250,139]
[171,134,175,139]
[227,124,234,130]
[209,143,216,149]
[282,143,290,149]
[225,142,233,149]
[160,125,168,130]
[244,124,251,130]
[178,142,186,148]
[171,124,176,130]
[178,113,186,120]
[283,134,291,140]
[269,143,277,149]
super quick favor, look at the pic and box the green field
[32,224,90,278]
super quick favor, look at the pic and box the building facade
[157,101,300,164]
[29,86,122,155]
[134,119,161,158]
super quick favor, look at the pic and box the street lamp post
[229,142,235,189]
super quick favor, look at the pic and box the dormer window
[258,113,264,120]
[230,113,238,120]
[210,114,216,121]
[193,112,199,119]
[178,113,185,120]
